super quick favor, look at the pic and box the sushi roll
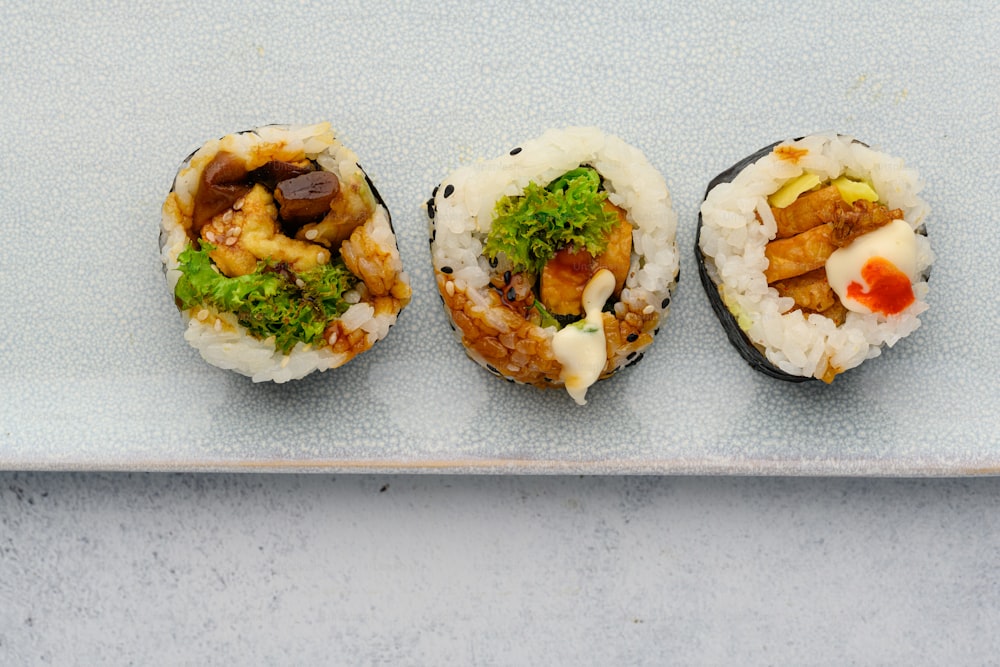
[696,134,933,383]
[160,123,411,382]
[427,127,679,404]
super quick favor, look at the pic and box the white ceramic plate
[2,0,997,474]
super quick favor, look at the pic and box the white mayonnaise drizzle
[552,269,616,405]
[825,219,917,314]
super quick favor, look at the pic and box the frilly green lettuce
[484,167,615,275]
[174,243,355,353]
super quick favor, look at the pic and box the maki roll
[696,134,933,383]
[160,123,411,382]
[427,127,679,404]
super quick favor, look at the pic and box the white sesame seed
[233,197,244,210]
[225,237,237,246]
[327,331,338,346]
[643,305,655,315]
[445,280,455,296]
[205,231,217,243]
[196,309,209,321]
[305,229,319,240]
[222,210,233,223]
[295,279,306,288]
[317,251,327,263]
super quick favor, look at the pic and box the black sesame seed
[427,202,436,219]
[503,270,511,283]
[661,297,670,309]
[626,333,638,343]
[430,228,436,242]
[627,352,645,367]
[489,256,498,268]
[506,376,515,383]
[432,185,440,197]
[653,328,660,336]
[506,287,517,301]
[443,184,454,198]
[441,266,453,274]
[627,351,637,360]
[487,364,500,375]
[509,147,522,155]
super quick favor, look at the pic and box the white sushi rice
[430,126,679,381]
[698,134,934,380]
[160,123,408,383]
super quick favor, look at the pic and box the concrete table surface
[1,473,997,665]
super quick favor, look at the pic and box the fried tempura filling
[770,268,837,313]
[192,150,376,278]
[538,202,633,317]
[201,184,330,277]
[772,185,844,239]
[295,174,375,249]
[764,187,904,319]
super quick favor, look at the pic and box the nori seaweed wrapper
[695,139,812,382]
[695,136,930,383]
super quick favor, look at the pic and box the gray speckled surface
[1,0,998,473]
[1,472,999,664]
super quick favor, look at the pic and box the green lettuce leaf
[484,167,615,275]
[531,300,561,329]
[174,243,355,353]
